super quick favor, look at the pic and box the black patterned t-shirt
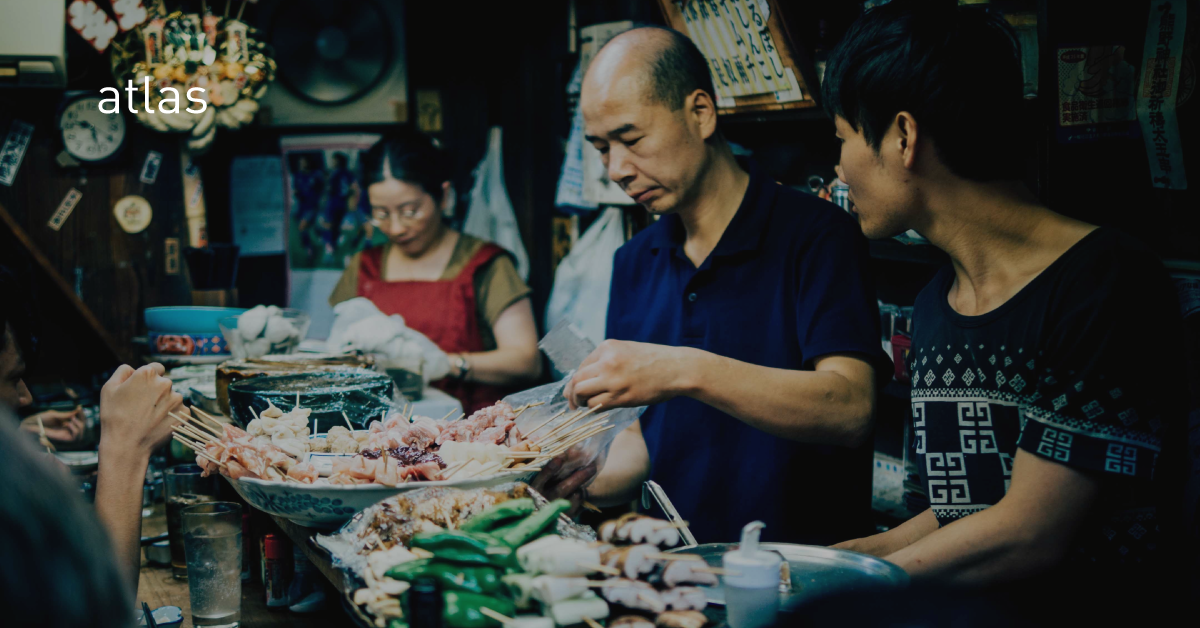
[909,228,1185,569]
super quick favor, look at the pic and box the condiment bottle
[407,574,445,628]
[722,521,782,628]
[261,534,292,608]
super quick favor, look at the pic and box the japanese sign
[0,120,34,186]
[675,0,803,104]
[1137,0,1187,189]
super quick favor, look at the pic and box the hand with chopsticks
[94,362,183,593]
[19,407,85,445]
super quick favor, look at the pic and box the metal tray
[668,543,908,607]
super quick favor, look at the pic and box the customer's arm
[95,364,181,590]
[884,450,1099,585]
[833,508,939,557]
[568,342,876,447]
[453,297,542,386]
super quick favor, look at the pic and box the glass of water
[164,464,218,579]
[182,502,243,628]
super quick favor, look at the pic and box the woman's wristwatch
[450,353,471,381]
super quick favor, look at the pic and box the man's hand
[566,340,694,410]
[98,363,182,458]
[20,407,85,444]
[832,509,938,557]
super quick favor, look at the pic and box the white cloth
[463,127,530,280]
[326,298,451,383]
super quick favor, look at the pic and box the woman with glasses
[329,130,541,413]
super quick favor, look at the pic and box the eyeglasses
[370,206,427,226]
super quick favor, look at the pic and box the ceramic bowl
[226,469,539,528]
[144,306,246,334]
[219,309,311,360]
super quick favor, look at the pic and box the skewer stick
[438,409,457,422]
[535,406,595,444]
[173,411,223,438]
[477,608,514,625]
[523,408,566,438]
[283,474,303,483]
[541,424,615,458]
[190,406,226,429]
[539,419,610,449]
[580,563,621,576]
[174,422,217,444]
[647,552,702,561]
[583,617,605,628]
[296,392,301,409]
[249,406,259,421]
[342,411,355,430]
[36,416,56,453]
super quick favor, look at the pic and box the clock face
[61,96,126,162]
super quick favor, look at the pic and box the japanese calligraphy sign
[1136,0,1187,189]
[672,0,804,105]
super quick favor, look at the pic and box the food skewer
[580,562,621,576]
[535,406,596,445]
[582,618,604,628]
[342,411,355,430]
[189,406,226,428]
[438,408,458,422]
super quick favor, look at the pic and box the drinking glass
[164,464,218,579]
[182,502,243,628]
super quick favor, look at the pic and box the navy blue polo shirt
[605,161,886,545]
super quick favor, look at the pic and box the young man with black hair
[542,26,891,545]
[825,0,1186,600]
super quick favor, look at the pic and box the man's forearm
[95,446,151,592]
[885,503,1062,585]
[683,350,874,446]
[836,508,938,556]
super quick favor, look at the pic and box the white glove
[401,322,451,383]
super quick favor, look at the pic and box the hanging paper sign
[0,120,34,186]
[66,1,119,53]
[140,150,163,184]
[109,0,148,32]
[1137,0,1188,189]
[48,188,84,231]
[114,195,153,233]
[165,237,181,275]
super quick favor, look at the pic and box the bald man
[553,27,891,544]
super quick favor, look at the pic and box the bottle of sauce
[261,534,292,608]
[722,521,782,628]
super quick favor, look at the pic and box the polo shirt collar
[647,158,775,261]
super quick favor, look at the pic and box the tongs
[642,480,698,548]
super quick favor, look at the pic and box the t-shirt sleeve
[793,212,890,375]
[328,251,362,307]
[1016,251,1181,480]
[476,253,533,328]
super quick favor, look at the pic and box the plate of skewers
[170,392,634,528]
[317,483,717,628]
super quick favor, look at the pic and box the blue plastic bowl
[144,306,247,334]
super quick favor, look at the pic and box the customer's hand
[20,407,85,444]
[98,363,182,458]
[566,340,692,410]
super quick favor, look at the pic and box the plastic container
[723,521,782,628]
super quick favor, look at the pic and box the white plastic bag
[463,127,530,280]
[544,208,625,358]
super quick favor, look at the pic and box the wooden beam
[0,200,128,364]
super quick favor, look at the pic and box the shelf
[718,107,830,125]
[869,239,948,265]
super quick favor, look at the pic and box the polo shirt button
[687,292,698,302]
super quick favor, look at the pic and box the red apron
[357,243,512,414]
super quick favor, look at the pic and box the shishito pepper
[442,591,516,628]
[385,561,504,596]
[499,499,571,547]
[460,499,536,533]
[410,529,517,569]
